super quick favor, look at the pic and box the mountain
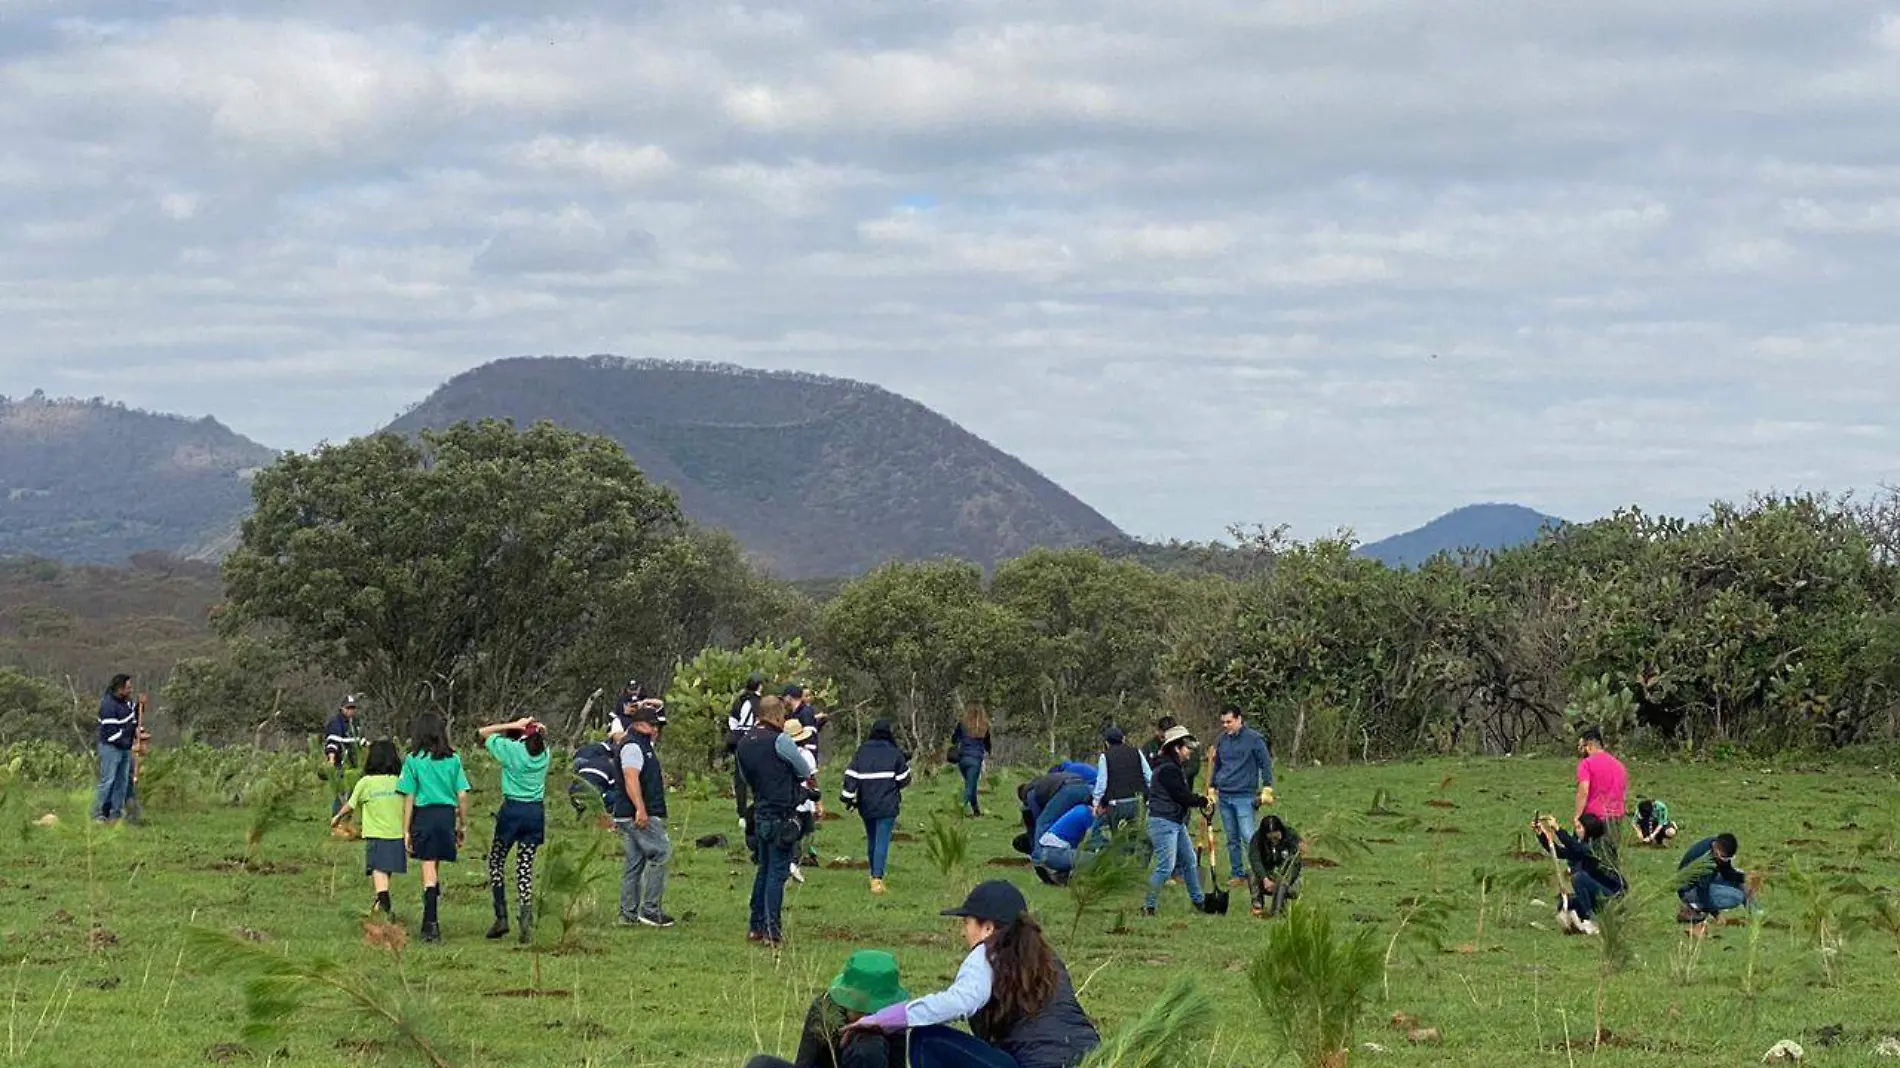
[385,356,1127,578]
[0,393,279,565]
[1358,503,1563,568]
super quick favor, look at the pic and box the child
[1535,814,1624,935]
[788,721,820,885]
[397,712,470,944]
[331,740,406,917]
[477,716,551,944]
[1632,799,1677,846]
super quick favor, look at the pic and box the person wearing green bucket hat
[742,951,911,1068]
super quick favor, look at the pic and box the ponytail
[976,912,1059,1037]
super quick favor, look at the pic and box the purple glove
[849,1003,909,1033]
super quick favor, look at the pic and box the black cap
[1103,726,1124,745]
[746,671,767,687]
[629,704,664,726]
[941,880,1028,925]
[782,684,806,699]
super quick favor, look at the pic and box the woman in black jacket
[1248,814,1302,917]
[1142,726,1215,916]
[841,719,912,895]
[1535,814,1624,934]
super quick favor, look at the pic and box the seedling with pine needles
[1247,903,1384,1068]
[1785,856,1855,986]
[1381,891,1453,1001]
[922,810,971,892]
[1076,974,1214,1068]
[1065,820,1149,939]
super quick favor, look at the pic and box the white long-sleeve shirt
[906,945,993,1028]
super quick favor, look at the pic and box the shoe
[1251,906,1265,918]
[1140,906,1157,917]
[1228,877,1249,888]
[1676,904,1707,925]
[1577,919,1600,936]
[517,905,534,945]
[638,911,677,929]
[869,878,886,895]
[1032,866,1056,886]
[421,922,441,944]
[1555,909,1579,934]
[788,863,805,884]
[485,917,509,940]
[747,931,765,943]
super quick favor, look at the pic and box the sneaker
[638,911,677,929]
[788,863,806,885]
[1676,904,1707,925]
[1577,919,1600,936]
[1140,906,1157,917]
[869,878,886,895]
[1228,877,1249,889]
[1556,909,1580,933]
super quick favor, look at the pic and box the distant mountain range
[1357,503,1564,568]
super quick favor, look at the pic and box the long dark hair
[364,739,402,776]
[523,730,547,758]
[408,712,453,760]
[974,911,1060,1039]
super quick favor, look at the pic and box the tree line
[4,419,1897,764]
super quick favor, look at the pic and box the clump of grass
[1247,903,1383,1068]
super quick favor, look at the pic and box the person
[950,704,993,817]
[841,719,911,895]
[1632,799,1677,846]
[1020,767,1092,841]
[476,715,551,943]
[1092,727,1151,829]
[1535,814,1624,935]
[730,672,768,828]
[743,951,913,1068]
[331,739,406,917]
[92,674,138,823]
[396,712,470,943]
[844,881,1100,1068]
[569,739,618,817]
[1143,716,1202,792]
[1677,833,1748,924]
[1247,814,1302,917]
[1033,804,1098,885]
[789,721,822,885]
[1031,769,1096,851]
[786,685,828,752]
[610,681,666,740]
[1143,726,1216,916]
[613,703,677,928]
[1207,707,1274,887]
[1573,726,1629,837]
[323,694,367,814]
[738,696,816,946]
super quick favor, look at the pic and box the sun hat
[787,722,817,743]
[1159,725,1195,748]
[941,880,1028,925]
[827,950,910,1014]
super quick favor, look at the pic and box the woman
[1535,813,1625,935]
[1247,814,1302,917]
[1143,725,1214,916]
[841,719,912,895]
[396,711,470,943]
[743,950,912,1068]
[949,703,992,818]
[737,696,817,946]
[477,715,551,944]
[846,881,1099,1068]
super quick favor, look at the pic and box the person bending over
[1032,804,1099,886]
[1632,799,1677,846]
[743,951,911,1068]
[1535,814,1624,935]
[1677,833,1749,924]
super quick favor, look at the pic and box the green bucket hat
[827,950,910,1014]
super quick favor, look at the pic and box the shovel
[1198,793,1231,915]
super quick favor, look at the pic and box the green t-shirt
[485,735,551,802]
[348,773,406,840]
[396,752,470,808]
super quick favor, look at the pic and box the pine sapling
[1076,975,1214,1068]
[1247,904,1383,1068]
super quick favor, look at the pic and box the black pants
[743,1037,891,1068]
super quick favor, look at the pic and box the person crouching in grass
[1632,799,1677,846]
[744,950,913,1068]
[332,739,407,917]
[1534,814,1625,935]
[477,715,551,944]
[398,712,470,944]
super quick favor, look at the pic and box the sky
[2,2,1898,544]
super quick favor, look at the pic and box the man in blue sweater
[92,674,138,822]
[1207,706,1273,885]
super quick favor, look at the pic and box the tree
[160,636,329,747]
[0,668,78,746]
[220,420,686,729]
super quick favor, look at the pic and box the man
[324,695,367,813]
[1207,707,1273,886]
[93,674,138,822]
[1032,767,1096,850]
[1677,833,1748,924]
[1573,726,1629,837]
[738,696,816,946]
[1144,716,1202,792]
[610,682,666,741]
[614,704,676,928]
[1033,803,1098,885]
[729,672,767,827]
[1092,727,1152,828]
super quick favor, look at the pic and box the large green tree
[220,420,686,728]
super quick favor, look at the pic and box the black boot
[517,903,534,946]
[421,886,442,943]
[485,886,509,939]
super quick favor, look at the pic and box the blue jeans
[749,828,795,939]
[1565,870,1621,920]
[1040,844,1078,874]
[1681,880,1747,915]
[1144,817,1203,910]
[910,1025,1018,1068]
[1216,794,1258,880]
[93,743,132,820]
[1033,784,1092,845]
[958,758,983,813]
[863,815,895,878]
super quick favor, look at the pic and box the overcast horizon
[3,3,1897,544]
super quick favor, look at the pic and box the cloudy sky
[3,2,1898,542]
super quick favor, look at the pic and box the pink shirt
[1577,751,1628,819]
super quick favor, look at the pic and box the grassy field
[4,752,1900,1067]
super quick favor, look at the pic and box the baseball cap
[941,880,1028,925]
[342,694,359,708]
[781,684,806,699]
[1103,726,1125,745]
[628,705,664,726]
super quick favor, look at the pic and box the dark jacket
[1550,830,1624,893]
[973,957,1100,1068]
[1146,756,1207,825]
[738,726,807,822]
[727,690,762,751]
[1099,743,1146,805]
[322,711,359,766]
[1679,837,1744,887]
[782,995,906,1068]
[97,694,137,750]
[609,732,667,821]
[573,742,618,800]
[1248,819,1302,881]
[951,723,991,765]
[841,727,911,820]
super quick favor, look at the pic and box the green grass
[4,755,1900,1066]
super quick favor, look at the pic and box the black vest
[610,733,667,820]
[737,727,803,820]
[1101,744,1144,804]
[973,957,1099,1068]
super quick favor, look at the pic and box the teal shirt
[485,735,551,802]
[396,752,470,808]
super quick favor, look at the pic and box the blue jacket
[97,694,138,750]
[1210,727,1273,795]
[951,724,992,764]
[1043,804,1095,848]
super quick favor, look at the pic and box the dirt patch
[891,833,918,843]
[1784,838,1823,847]
[204,1043,251,1063]
[1367,838,1398,845]
[1305,857,1339,869]
[820,812,845,822]
[823,859,869,871]
[85,976,121,990]
[1428,826,1463,835]
[87,927,118,950]
[1426,800,1458,810]
[986,858,1032,868]
[334,1039,390,1057]
[486,989,573,999]
[210,859,304,876]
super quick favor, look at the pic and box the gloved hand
[1258,786,1276,806]
[844,1003,909,1033]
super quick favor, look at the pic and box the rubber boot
[517,903,534,946]
[485,885,509,940]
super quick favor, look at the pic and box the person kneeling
[1535,814,1624,936]
[745,951,911,1068]
[1248,815,1302,918]
[1631,799,1677,846]
[1677,833,1748,924]
[1033,804,1099,887]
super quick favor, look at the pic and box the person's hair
[1162,738,1192,760]
[523,730,547,759]
[961,703,991,739]
[1155,715,1177,732]
[757,696,787,730]
[408,712,453,760]
[1260,814,1289,840]
[869,719,896,742]
[364,739,403,776]
[745,676,764,693]
[1219,706,1243,721]
[1578,726,1604,746]
[1578,814,1607,840]
[107,673,132,695]
[1715,833,1739,857]
[1016,782,1032,803]
[976,911,1059,1039]
[1637,800,1655,819]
